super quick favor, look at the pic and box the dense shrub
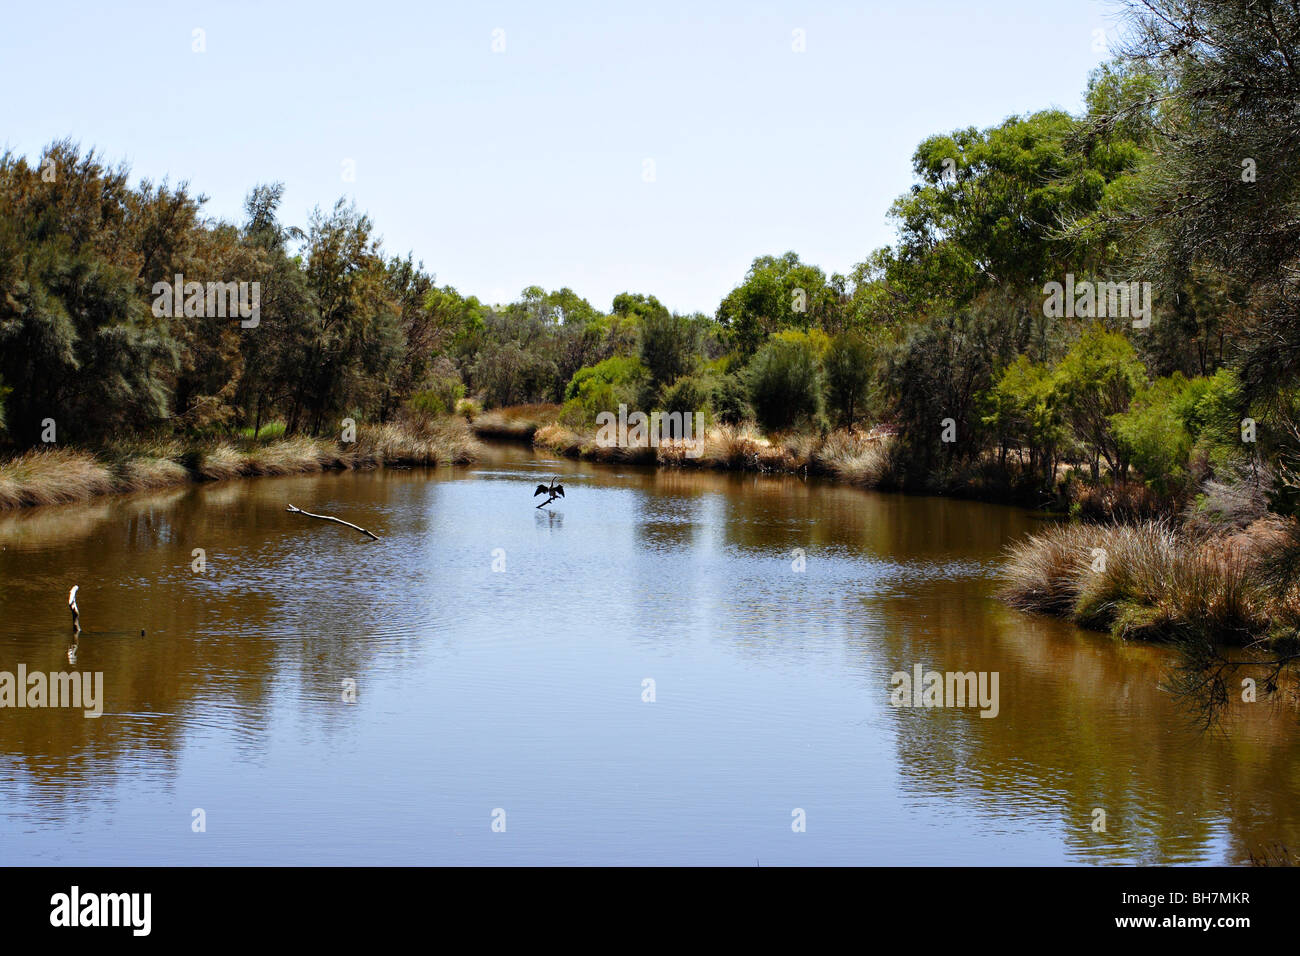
[823,330,874,426]
[408,374,466,417]
[746,336,822,432]
[711,373,752,425]
[658,374,711,417]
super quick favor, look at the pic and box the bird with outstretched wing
[534,476,565,508]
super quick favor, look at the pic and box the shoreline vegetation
[0,418,481,511]
[475,403,897,482]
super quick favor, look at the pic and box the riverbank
[535,419,899,485]
[10,402,1293,651]
[472,408,1093,508]
[472,406,898,488]
[0,418,482,511]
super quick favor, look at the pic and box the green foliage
[560,356,645,428]
[288,198,404,434]
[981,355,1063,480]
[1050,326,1146,479]
[0,142,182,444]
[823,331,874,426]
[658,375,710,417]
[237,420,286,441]
[1111,374,1197,496]
[565,356,645,401]
[887,110,1136,312]
[716,252,846,355]
[711,373,752,425]
[1095,0,1300,404]
[638,309,700,399]
[746,336,822,432]
[408,376,466,418]
[611,292,667,320]
[1184,369,1247,474]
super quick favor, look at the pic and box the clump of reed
[0,448,116,508]
[119,455,190,489]
[692,423,791,471]
[242,437,331,476]
[100,438,190,491]
[195,443,246,481]
[811,429,894,488]
[353,417,482,466]
[1000,519,1270,644]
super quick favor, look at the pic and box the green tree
[981,355,1063,481]
[1095,0,1300,403]
[887,110,1127,310]
[287,199,402,435]
[1051,326,1145,480]
[746,336,823,432]
[1111,374,1197,496]
[823,330,875,426]
[711,373,752,426]
[638,309,700,403]
[0,141,180,445]
[235,184,314,439]
[559,356,645,427]
[716,252,844,355]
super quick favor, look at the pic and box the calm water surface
[0,442,1296,865]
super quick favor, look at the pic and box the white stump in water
[68,585,81,634]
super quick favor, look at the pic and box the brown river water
[0,441,1296,865]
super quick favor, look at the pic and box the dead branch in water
[286,504,380,540]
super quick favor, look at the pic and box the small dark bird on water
[534,476,565,508]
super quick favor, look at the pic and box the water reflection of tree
[869,577,1300,864]
[0,471,437,798]
[3,460,1298,864]
[634,466,1300,864]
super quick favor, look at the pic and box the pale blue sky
[1,0,1122,314]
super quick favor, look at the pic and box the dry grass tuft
[197,443,246,481]
[1001,519,1269,644]
[813,429,894,487]
[0,448,116,508]
[355,417,482,466]
[0,417,482,511]
[532,422,656,462]
[243,437,329,476]
[119,456,189,490]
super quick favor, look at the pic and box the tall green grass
[237,421,287,441]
